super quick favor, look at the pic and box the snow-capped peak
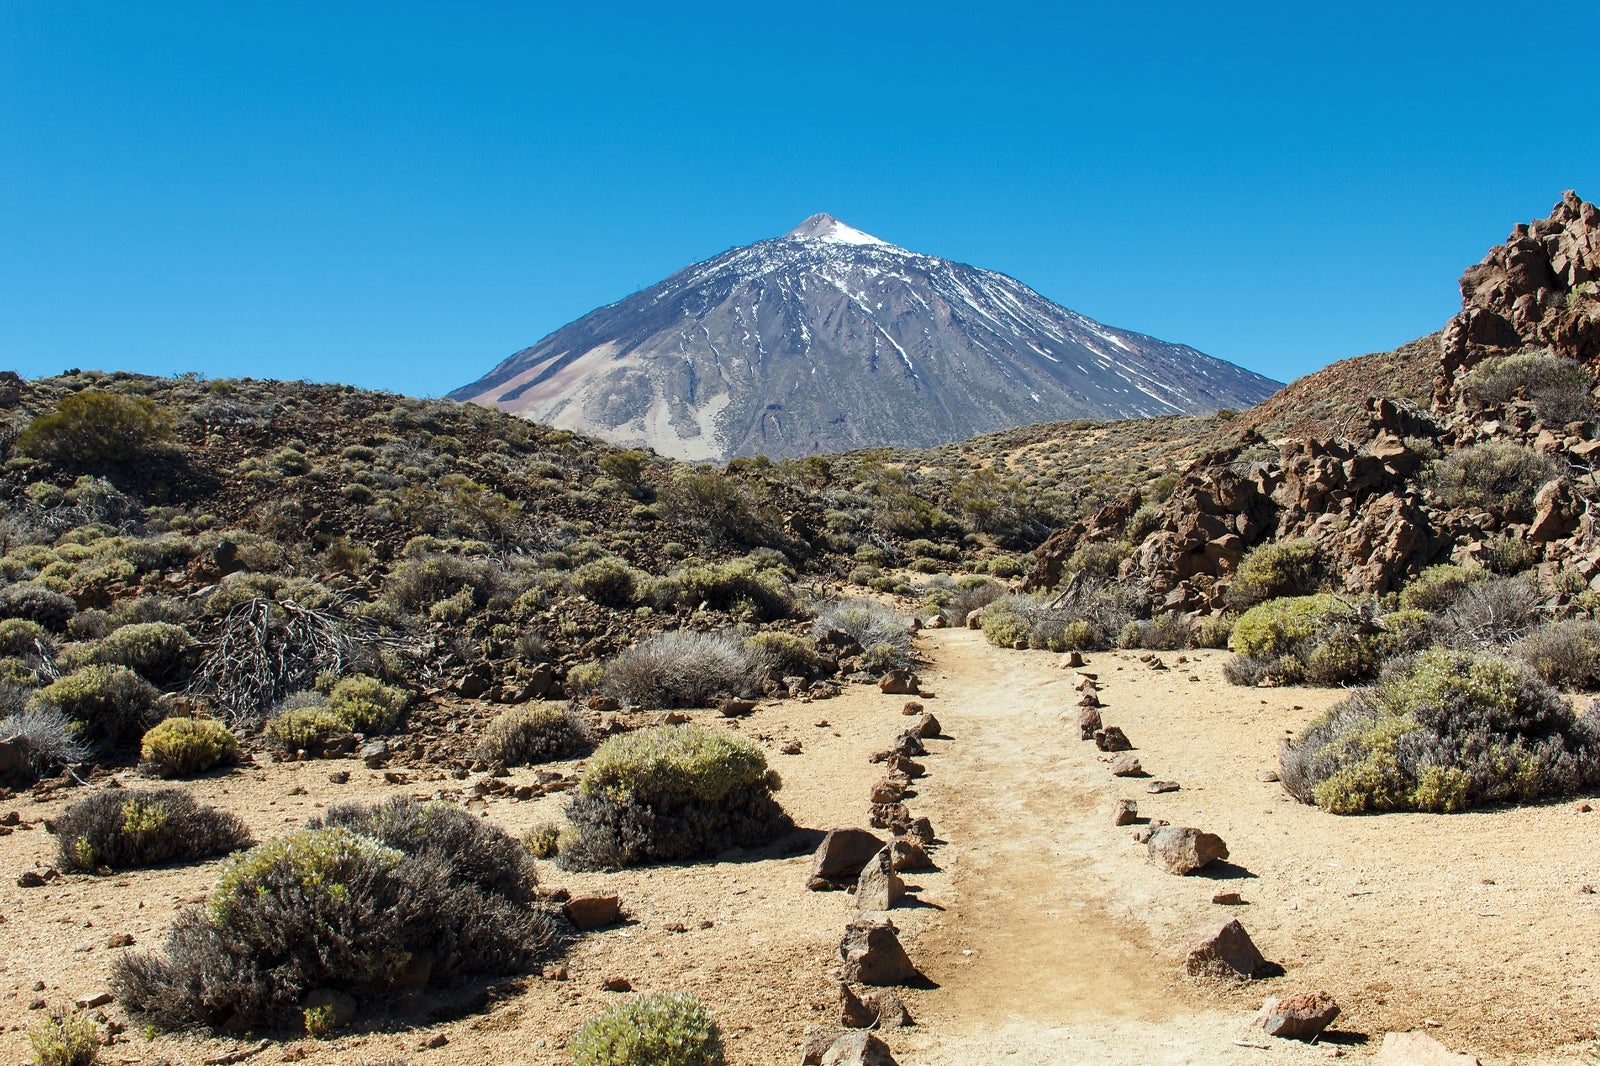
[786,213,888,247]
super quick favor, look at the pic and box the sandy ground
[1,629,1596,1065]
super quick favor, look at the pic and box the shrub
[140,717,240,778]
[573,558,643,607]
[1432,441,1555,519]
[15,390,173,467]
[1192,615,1233,649]
[1512,619,1600,689]
[0,582,77,631]
[980,583,1134,652]
[572,992,725,1066]
[646,559,795,621]
[812,599,913,667]
[1280,648,1600,813]
[112,802,555,1030]
[30,665,156,746]
[1064,539,1129,580]
[0,705,88,781]
[940,580,1005,628]
[745,631,824,677]
[262,704,347,755]
[560,724,789,869]
[1227,594,1401,686]
[27,1013,99,1066]
[93,622,194,682]
[56,788,253,872]
[325,674,407,733]
[1226,539,1322,610]
[1438,575,1542,649]
[1400,564,1489,612]
[1118,614,1192,650]
[0,618,50,657]
[1461,350,1595,425]
[524,822,561,858]
[477,705,586,766]
[602,631,771,709]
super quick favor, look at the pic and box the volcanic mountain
[450,215,1282,460]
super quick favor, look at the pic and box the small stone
[16,870,46,888]
[885,836,932,872]
[1185,918,1266,979]
[801,1028,848,1066]
[781,739,804,755]
[1146,825,1229,875]
[877,670,920,695]
[1577,801,1592,813]
[600,975,632,992]
[838,914,918,985]
[662,711,691,725]
[1212,891,1246,905]
[105,933,134,948]
[854,848,905,912]
[1110,753,1143,777]
[910,713,940,738]
[905,816,935,843]
[1113,799,1139,826]
[1146,780,1180,793]
[564,895,622,930]
[869,778,906,804]
[900,701,923,716]
[810,829,887,887]
[1077,690,1101,708]
[327,770,350,784]
[1257,770,1281,783]
[1254,990,1341,1041]
[821,1030,899,1066]
[75,991,114,1009]
[423,1033,448,1048]
[838,982,874,1028]
[1373,1030,1483,1065]
[869,802,911,831]
[859,988,913,1028]
[1066,651,1084,667]
[540,963,568,981]
[1094,726,1132,752]
[360,740,388,768]
[1077,706,1102,740]
[718,698,757,717]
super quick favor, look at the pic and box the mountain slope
[450,215,1282,460]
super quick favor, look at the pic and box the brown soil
[2,630,1595,1064]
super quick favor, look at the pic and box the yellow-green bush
[572,992,724,1066]
[1431,441,1555,519]
[1226,538,1322,610]
[29,665,156,745]
[27,1013,99,1066]
[573,558,644,607]
[140,717,240,778]
[208,827,402,924]
[324,674,406,733]
[1227,594,1401,686]
[0,618,49,657]
[745,631,824,676]
[580,724,769,805]
[477,705,585,766]
[15,390,173,467]
[263,705,345,752]
[1280,647,1600,813]
[93,622,194,681]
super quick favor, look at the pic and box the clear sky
[3,2,1597,398]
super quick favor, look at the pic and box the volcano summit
[450,215,1281,459]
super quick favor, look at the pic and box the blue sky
[3,2,1597,398]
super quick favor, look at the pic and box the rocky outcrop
[1439,190,1600,406]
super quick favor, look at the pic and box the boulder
[1094,726,1132,752]
[821,1031,899,1066]
[809,829,886,889]
[801,1028,849,1065]
[1253,991,1340,1041]
[1373,1031,1482,1065]
[1110,753,1143,777]
[854,849,905,912]
[1113,799,1139,826]
[838,983,874,1028]
[1146,826,1228,874]
[839,914,918,985]
[1185,918,1265,979]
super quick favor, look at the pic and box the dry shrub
[0,704,88,781]
[30,665,157,747]
[812,598,913,667]
[1438,574,1543,649]
[602,631,771,709]
[1512,618,1600,689]
[112,798,556,1030]
[477,705,586,766]
[56,788,253,872]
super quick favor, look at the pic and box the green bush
[324,674,407,733]
[93,622,194,682]
[1226,538,1322,610]
[1192,615,1233,649]
[561,724,789,869]
[140,717,240,778]
[572,992,725,1066]
[1118,614,1192,650]
[980,586,1133,652]
[1227,594,1404,686]
[1432,441,1555,518]
[745,631,824,677]
[30,665,156,746]
[113,800,556,1030]
[0,618,50,657]
[56,788,253,872]
[1400,564,1489,612]
[477,705,585,766]
[1280,648,1600,813]
[27,1013,100,1066]
[646,558,795,621]
[15,390,173,467]
[573,558,643,607]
